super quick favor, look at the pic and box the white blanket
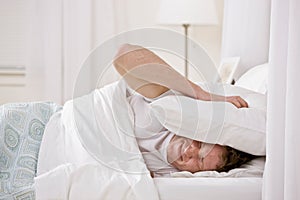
[35,80,159,200]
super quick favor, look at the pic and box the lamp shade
[157,0,218,25]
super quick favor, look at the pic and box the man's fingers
[239,97,249,108]
[226,96,248,108]
[232,99,242,108]
[238,96,248,108]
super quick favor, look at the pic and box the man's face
[167,135,227,173]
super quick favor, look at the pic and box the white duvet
[35,80,265,199]
[35,80,159,200]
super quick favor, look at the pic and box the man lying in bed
[114,44,255,176]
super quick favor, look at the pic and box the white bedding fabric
[154,177,262,200]
[35,80,265,199]
[35,80,159,200]
[235,63,268,94]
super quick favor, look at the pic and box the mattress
[154,177,262,200]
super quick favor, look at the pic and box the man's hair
[217,146,256,172]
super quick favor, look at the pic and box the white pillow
[235,63,268,94]
[149,85,266,155]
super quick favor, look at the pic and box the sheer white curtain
[263,0,300,199]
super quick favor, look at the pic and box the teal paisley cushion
[0,102,61,199]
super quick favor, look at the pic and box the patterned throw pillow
[0,102,61,199]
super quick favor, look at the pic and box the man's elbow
[114,43,143,58]
[114,44,129,65]
[113,44,132,76]
[113,43,145,75]
[114,43,133,61]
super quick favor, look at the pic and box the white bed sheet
[154,177,262,200]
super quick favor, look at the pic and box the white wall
[190,0,224,81]
[0,0,225,104]
[121,0,224,82]
[61,0,225,102]
[120,0,223,65]
[0,0,47,104]
[221,0,271,79]
[0,0,67,105]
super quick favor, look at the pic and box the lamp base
[182,24,190,78]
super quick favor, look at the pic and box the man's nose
[183,144,199,161]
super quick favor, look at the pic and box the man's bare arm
[113,44,248,108]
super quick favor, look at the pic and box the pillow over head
[149,84,266,155]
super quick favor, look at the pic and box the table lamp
[157,0,218,77]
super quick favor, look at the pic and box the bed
[0,64,267,199]
[155,177,262,200]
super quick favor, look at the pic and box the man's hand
[194,86,248,108]
[225,96,248,108]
